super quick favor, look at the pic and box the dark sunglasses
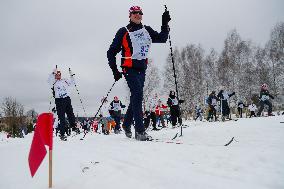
[131,11,143,15]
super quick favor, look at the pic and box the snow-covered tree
[1,97,25,137]
[266,22,284,97]
[143,59,161,111]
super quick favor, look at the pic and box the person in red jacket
[107,6,171,141]
[155,99,168,128]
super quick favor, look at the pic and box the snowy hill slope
[0,116,284,189]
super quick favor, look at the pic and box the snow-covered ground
[1,115,284,189]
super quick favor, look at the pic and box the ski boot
[72,127,80,134]
[60,134,67,141]
[135,131,152,141]
[125,131,132,138]
[114,129,120,134]
[152,127,159,131]
[123,126,132,138]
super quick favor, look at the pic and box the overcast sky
[0,0,283,116]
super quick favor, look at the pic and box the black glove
[162,10,171,26]
[231,92,236,96]
[269,94,274,99]
[112,68,122,81]
[52,107,57,113]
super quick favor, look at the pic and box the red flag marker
[28,113,53,177]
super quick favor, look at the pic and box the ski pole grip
[164,5,167,11]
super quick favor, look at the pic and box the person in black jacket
[217,88,235,121]
[257,83,274,116]
[167,91,184,127]
[207,91,219,121]
[107,6,170,141]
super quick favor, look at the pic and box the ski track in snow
[0,115,284,189]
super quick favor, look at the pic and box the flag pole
[49,149,52,188]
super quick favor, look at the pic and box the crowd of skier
[200,83,276,122]
[50,75,280,142]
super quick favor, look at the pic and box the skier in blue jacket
[107,6,170,140]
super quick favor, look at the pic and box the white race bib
[171,98,178,106]
[261,95,269,101]
[212,99,217,105]
[125,27,152,60]
[222,91,229,100]
[55,80,69,98]
[112,102,121,111]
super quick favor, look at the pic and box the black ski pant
[257,100,272,116]
[221,100,230,117]
[112,115,121,131]
[144,115,151,129]
[150,111,157,129]
[123,69,145,133]
[238,107,243,118]
[171,113,178,126]
[55,128,60,136]
[250,111,256,118]
[55,96,76,137]
[170,105,180,127]
[207,105,217,121]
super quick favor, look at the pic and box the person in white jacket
[99,96,110,135]
[248,103,257,118]
[48,69,76,141]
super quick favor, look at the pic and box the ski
[224,137,234,146]
[182,124,190,127]
[80,132,87,140]
[81,161,100,173]
[149,138,183,144]
[221,119,238,122]
[127,135,183,144]
[172,133,178,140]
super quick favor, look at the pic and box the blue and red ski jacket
[107,21,169,71]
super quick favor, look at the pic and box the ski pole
[94,81,116,118]
[69,68,87,117]
[81,81,117,140]
[164,5,183,136]
[49,65,57,112]
[48,96,53,113]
